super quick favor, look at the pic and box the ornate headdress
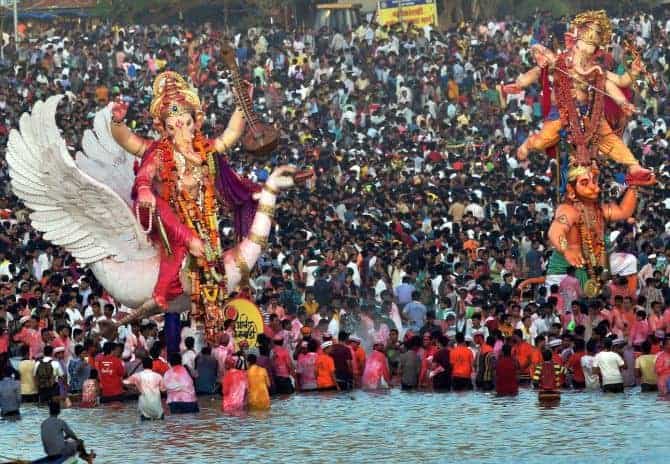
[149,71,202,121]
[570,10,611,48]
[567,164,591,183]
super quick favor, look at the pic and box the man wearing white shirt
[64,297,84,328]
[181,336,197,377]
[34,345,65,403]
[593,338,625,393]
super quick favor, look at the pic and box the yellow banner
[378,2,437,27]
[223,298,265,348]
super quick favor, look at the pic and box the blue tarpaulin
[17,10,90,20]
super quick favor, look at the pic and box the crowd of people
[2,8,670,435]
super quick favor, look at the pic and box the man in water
[41,400,94,462]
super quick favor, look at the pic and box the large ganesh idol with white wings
[6,71,295,342]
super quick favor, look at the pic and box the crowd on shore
[2,8,670,433]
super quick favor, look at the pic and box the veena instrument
[221,44,279,157]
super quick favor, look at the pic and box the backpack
[35,360,54,389]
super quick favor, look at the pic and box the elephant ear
[6,95,155,264]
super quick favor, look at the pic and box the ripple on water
[1,388,668,464]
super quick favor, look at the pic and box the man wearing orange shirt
[511,330,534,385]
[315,341,339,391]
[450,332,474,391]
[348,336,366,388]
[530,336,545,379]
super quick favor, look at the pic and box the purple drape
[215,156,259,239]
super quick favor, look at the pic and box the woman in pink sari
[222,357,248,413]
[655,338,670,396]
[361,342,391,390]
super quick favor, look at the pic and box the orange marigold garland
[158,132,227,341]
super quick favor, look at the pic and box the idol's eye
[167,125,174,132]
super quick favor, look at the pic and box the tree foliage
[440,0,665,25]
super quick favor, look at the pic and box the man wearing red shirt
[150,343,170,376]
[95,342,125,402]
[271,334,295,394]
[566,338,587,389]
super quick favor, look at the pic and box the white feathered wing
[6,94,154,263]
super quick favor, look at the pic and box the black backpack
[35,360,54,389]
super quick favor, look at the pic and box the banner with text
[378,0,437,28]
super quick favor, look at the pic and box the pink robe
[361,350,390,390]
[655,351,670,395]
[164,365,197,403]
[222,369,248,412]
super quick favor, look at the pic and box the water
[1,388,668,464]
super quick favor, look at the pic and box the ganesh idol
[5,71,295,345]
[108,71,295,329]
[503,10,652,180]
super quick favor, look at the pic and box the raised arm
[110,100,151,158]
[606,57,643,89]
[213,107,245,154]
[603,186,638,223]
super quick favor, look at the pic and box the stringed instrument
[221,44,279,157]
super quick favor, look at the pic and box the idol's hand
[563,247,585,268]
[138,188,156,211]
[111,97,129,123]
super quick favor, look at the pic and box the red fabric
[133,143,197,309]
[539,362,558,391]
[604,86,631,136]
[495,356,519,395]
[566,351,585,384]
[540,66,557,159]
[152,358,170,376]
[96,354,125,397]
[540,66,552,119]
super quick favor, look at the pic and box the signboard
[223,298,265,348]
[378,0,437,27]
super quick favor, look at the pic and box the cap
[649,254,657,259]
[612,338,626,347]
[19,316,31,325]
[654,330,666,339]
[53,346,65,354]
[321,341,333,349]
[350,335,361,343]
[548,339,562,348]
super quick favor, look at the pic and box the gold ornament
[583,279,601,298]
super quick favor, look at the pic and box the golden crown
[570,10,611,48]
[149,71,202,120]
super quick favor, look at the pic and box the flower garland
[573,199,607,296]
[157,132,227,338]
[554,53,606,165]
